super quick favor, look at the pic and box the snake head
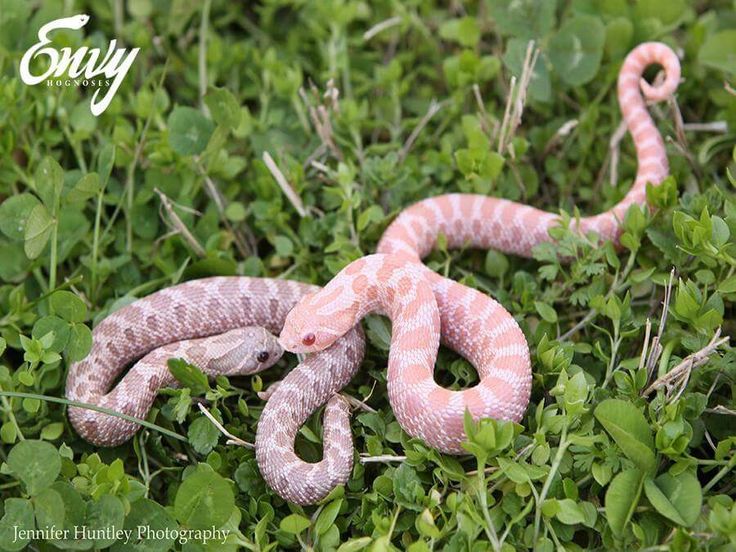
[206,327,283,375]
[280,290,355,354]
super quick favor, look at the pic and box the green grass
[1,1,736,550]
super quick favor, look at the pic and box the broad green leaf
[273,235,294,257]
[393,463,424,511]
[416,508,441,538]
[174,465,234,529]
[0,498,34,551]
[32,315,70,353]
[489,0,556,39]
[594,399,655,472]
[699,31,736,74]
[168,358,210,395]
[24,203,53,259]
[97,143,116,186]
[168,106,215,156]
[555,498,586,525]
[605,468,644,536]
[33,487,65,530]
[113,498,177,552]
[439,17,480,48]
[188,415,221,455]
[225,202,247,222]
[484,249,509,278]
[643,472,702,527]
[87,495,125,548]
[711,216,730,247]
[563,371,588,415]
[280,513,311,534]
[548,15,605,86]
[315,499,343,535]
[0,424,12,445]
[70,101,97,136]
[49,482,89,550]
[605,17,633,59]
[535,301,558,323]
[634,0,687,26]
[35,156,64,209]
[41,422,64,440]
[336,537,372,552]
[67,323,93,363]
[0,193,40,240]
[233,459,265,495]
[7,440,61,494]
[66,173,101,203]
[357,205,384,231]
[50,290,88,323]
[719,275,736,293]
[205,87,242,129]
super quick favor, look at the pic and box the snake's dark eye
[257,351,270,363]
[302,333,316,346]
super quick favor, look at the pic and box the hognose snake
[66,42,680,505]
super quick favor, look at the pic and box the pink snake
[66,278,364,449]
[66,43,679,505]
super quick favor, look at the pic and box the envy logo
[19,14,139,116]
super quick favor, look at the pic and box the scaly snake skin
[67,42,679,505]
[65,277,364,451]
[277,41,680,489]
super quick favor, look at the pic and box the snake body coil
[67,42,680,505]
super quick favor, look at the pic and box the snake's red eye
[302,333,316,346]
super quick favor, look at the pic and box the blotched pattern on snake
[67,42,679,506]
[276,41,680,495]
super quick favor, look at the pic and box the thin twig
[154,188,206,257]
[303,143,328,170]
[363,16,402,41]
[198,0,212,116]
[340,392,377,413]
[472,84,495,136]
[543,119,579,156]
[508,41,538,156]
[609,120,628,187]
[638,318,652,373]
[498,41,538,157]
[197,403,253,448]
[497,75,516,154]
[704,405,736,416]
[559,309,597,342]
[195,160,255,256]
[263,152,308,217]
[310,160,330,174]
[682,121,728,133]
[668,95,688,152]
[324,78,341,113]
[644,268,675,380]
[398,99,443,162]
[299,86,342,159]
[359,454,407,464]
[642,330,729,398]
